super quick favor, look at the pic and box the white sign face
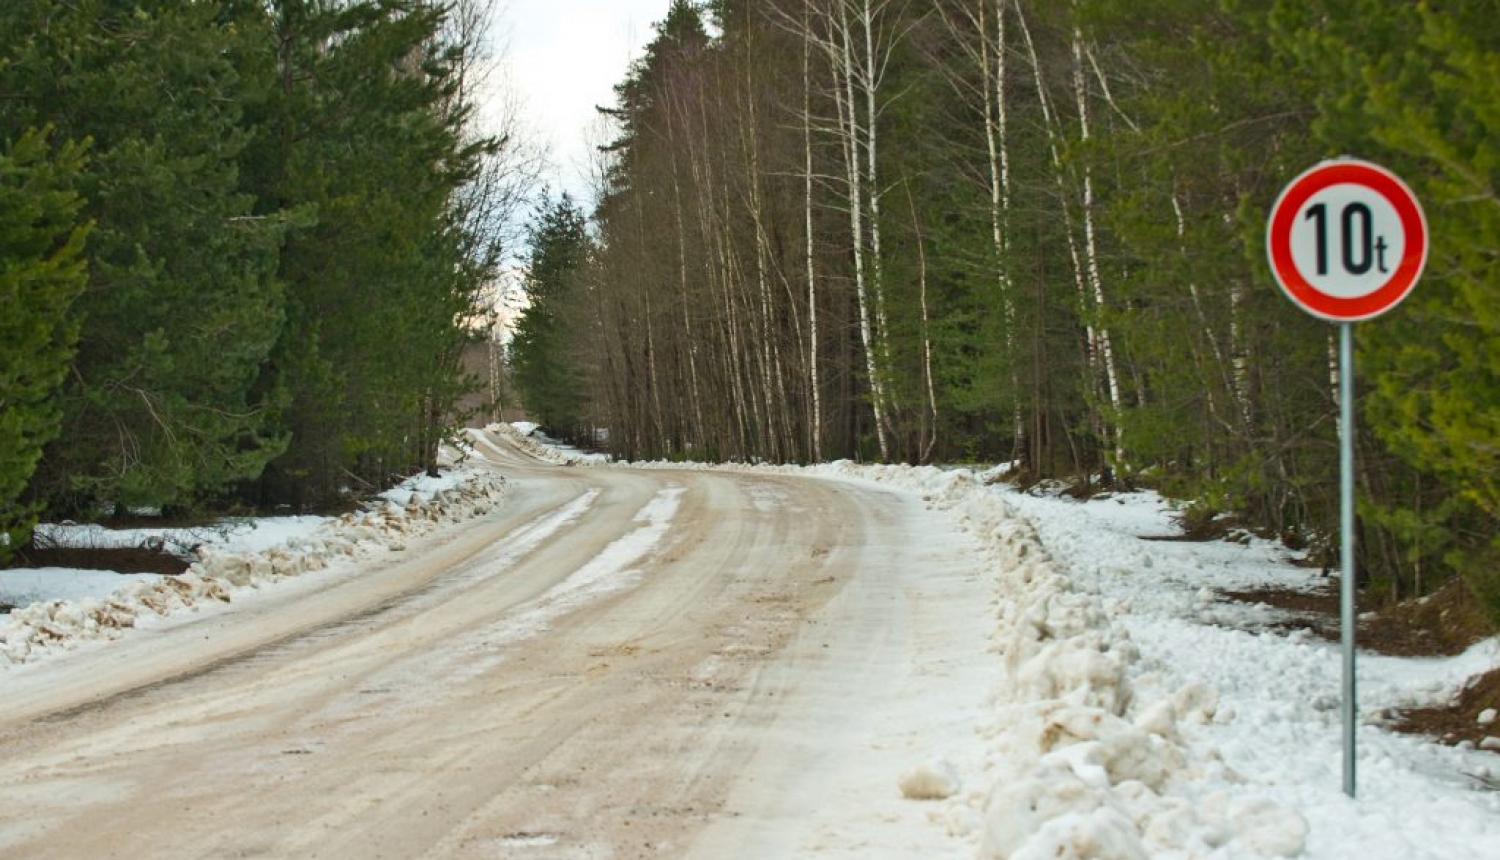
[1267,160,1427,322]
[1287,182,1407,300]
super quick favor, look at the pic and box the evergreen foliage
[0,0,511,528]
[0,130,89,560]
[3,0,291,514]
[240,0,501,506]
[1282,0,1500,624]
[510,194,592,441]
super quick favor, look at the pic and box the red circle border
[1266,160,1428,322]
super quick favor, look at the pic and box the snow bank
[0,568,165,609]
[0,460,506,669]
[834,468,1306,858]
[1002,488,1500,860]
[485,422,611,465]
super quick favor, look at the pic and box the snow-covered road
[0,431,997,858]
[3,428,1497,859]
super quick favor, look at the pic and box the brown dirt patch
[1395,669,1500,751]
[1222,578,1491,656]
[1221,582,1341,640]
[1363,579,1492,658]
[1142,511,1261,544]
[1220,578,1498,751]
[1378,582,1500,751]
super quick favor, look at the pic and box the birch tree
[801,0,825,461]
[783,0,918,460]
[1070,21,1124,465]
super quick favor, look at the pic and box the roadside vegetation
[1,1,526,552]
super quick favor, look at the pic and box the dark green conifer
[0,130,89,559]
[510,194,592,441]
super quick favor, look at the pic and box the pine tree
[0,130,89,559]
[1285,0,1500,622]
[4,0,291,516]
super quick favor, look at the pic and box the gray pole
[1340,321,1357,798]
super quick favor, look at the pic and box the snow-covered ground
[980,481,1499,859]
[3,424,1497,859]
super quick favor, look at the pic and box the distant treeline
[508,0,1500,624]
[1,0,517,555]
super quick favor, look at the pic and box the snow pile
[0,464,506,668]
[483,423,611,465]
[0,568,166,612]
[900,759,963,801]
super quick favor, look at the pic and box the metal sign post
[1266,158,1427,798]
[1338,321,1356,796]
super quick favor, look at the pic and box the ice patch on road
[465,427,514,461]
[494,832,559,848]
[744,480,792,513]
[455,490,601,587]
[480,485,685,648]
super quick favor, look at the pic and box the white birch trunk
[745,153,779,456]
[860,0,893,388]
[684,112,752,455]
[641,288,667,445]
[1072,28,1124,446]
[904,178,940,462]
[834,0,890,460]
[1175,192,1235,432]
[1329,331,1340,431]
[986,0,1025,446]
[739,40,790,461]
[802,7,824,462]
[669,151,706,447]
[1014,0,1094,376]
[1231,279,1252,432]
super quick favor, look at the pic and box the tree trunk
[1072,26,1124,463]
[832,1,890,460]
[802,5,824,462]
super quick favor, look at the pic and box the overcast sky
[486,0,674,207]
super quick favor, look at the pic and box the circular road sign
[1266,159,1427,322]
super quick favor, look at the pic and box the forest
[1,1,523,554]
[507,0,1500,625]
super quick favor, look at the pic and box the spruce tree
[241,0,499,506]
[510,194,591,441]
